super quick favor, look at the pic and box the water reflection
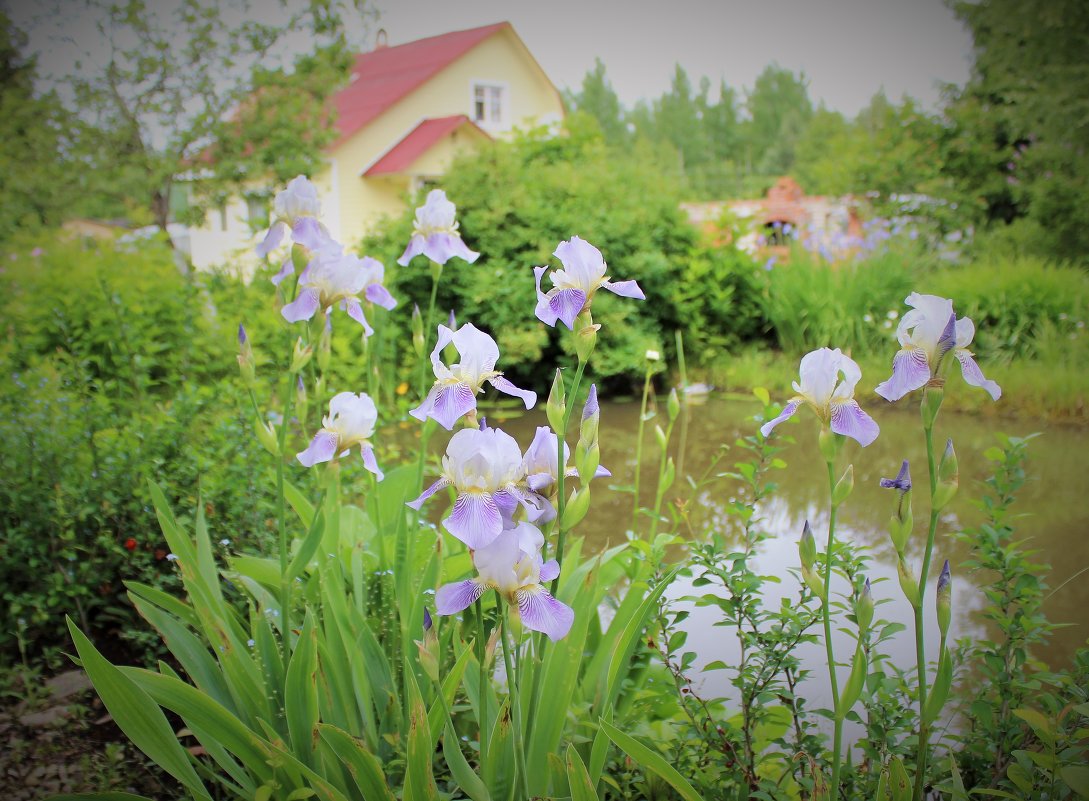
[488,394,1089,703]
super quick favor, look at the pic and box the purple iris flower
[760,347,880,447]
[408,426,538,550]
[435,521,573,641]
[875,293,1001,402]
[297,391,383,479]
[397,189,479,267]
[281,250,397,336]
[256,175,335,259]
[879,460,911,492]
[533,236,645,330]
[410,323,536,430]
[519,426,611,522]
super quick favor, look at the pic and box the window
[472,82,505,127]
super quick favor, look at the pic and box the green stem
[631,363,654,531]
[414,263,443,495]
[476,598,489,774]
[276,375,297,673]
[501,605,530,801]
[551,358,587,594]
[823,459,843,801]
[648,416,677,541]
[912,423,940,801]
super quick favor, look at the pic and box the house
[188,22,565,271]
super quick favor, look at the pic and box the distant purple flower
[408,426,535,549]
[875,293,1001,402]
[256,175,334,258]
[533,236,644,330]
[297,391,383,479]
[435,521,573,641]
[398,189,479,267]
[760,347,880,447]
[763,256,777,271]
[410,323,535,430]
[281,251,396,336]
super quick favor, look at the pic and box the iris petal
[874,346,931,402]
[955,350,1001,400]
[830,399,880,447]
[517,586,574,641]
[443,492,503,549]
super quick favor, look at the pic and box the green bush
[362,115,763,392]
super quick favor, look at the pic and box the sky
[367,0,975,116]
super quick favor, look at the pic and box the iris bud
[933,439,959,511]
[921,383,944,429]
[818,427,844,463]
[661,456,676,494]
[580,384,600,446]
[546,369,566,432]
[411,304,424,358]
[667,388,681,422]
[936,560,952,639]
[575,440,600,485]
[561,487,591,530]
[654,424,668,452]
[799,521,817,571]
[254,417,279,456]
[295,376,308,421]
[832,464,855,506]
[317,315,332,373]
[855,578,874,633]
[574,311,599,364]
[290,337,313,373]
[237,325,256,388]
[881,460,913,553]
[898,556,920,608]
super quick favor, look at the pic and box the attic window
[472,82,505,127]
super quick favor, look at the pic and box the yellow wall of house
[332,26,564,247]
[189,26,563,270]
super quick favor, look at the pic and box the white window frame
[470,80,509,130]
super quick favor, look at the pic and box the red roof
[331,22,509,148]
[364,115,489,176]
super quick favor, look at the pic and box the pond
[489,393,1089,721]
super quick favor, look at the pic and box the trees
[30,0,366,234]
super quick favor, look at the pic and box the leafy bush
[362,115,762,392]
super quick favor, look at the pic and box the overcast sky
[369,0,975,116]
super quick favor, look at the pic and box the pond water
[488,393,1089,718]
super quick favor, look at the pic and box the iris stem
[551,357,587,593]
[501,604,530,801]
[276,370,297,675]
[912,422,940,801]
[476,598,489,775]
[632,362,654,532]
[823,458,843,801]
[413,262,443,495]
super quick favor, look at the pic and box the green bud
[888,502,913,554]
[654,424,668,452]
[546,369,566,432]
[933,438,959,510]
[236,325,256,387]
[575,440,600,485]
[661,456,676,494]
[579,385,600,446]
[484,627,500,667]
[818,427,844,463]
[574,311,599,363]
[667,388,681,422]
[898,556,920,608]
[936,560,952,639]
[561,487,591,530]
[799,520,818,571]
[290,337,313,373]
[832,464,855,506]
[295,376,308,422]
[921,383,944,429]
[317,315,332,373]
[254,417,279,456]
[855,578,874,633]
[411,304,425,358]
[837,643,868,720]
[314,374,326,403]
[802,564,825,599]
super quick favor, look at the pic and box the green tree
[47,0,364,235]
[566,57,628,145]
[743,64,813,176]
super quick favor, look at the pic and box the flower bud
[654,424,668,452]
[880,460,914,554]
[921,383,944,430]
[645,349,660,362]
[447,309,458,332]
[933,439,959,511]
[898,556,920,608]
[411,304,425,358]
[484,627,500,667]
[254,417,280,456]
[546,369,566,432]
[802,564,825,599]
[579,384,600,446]
[561,487,591,530]
[575,440,600,485]
[799,520,817,572]
[818,427,844,463]
[667,388,681,422]
[837,643,868,720]
[295,376,309,419]
[832,464,855,506]
[661,456,676,494]
[936,560,952,639]
[574,311,599,364]
[415,607,440,682]
[290,337,313,373]
[317,315,332,373]
[237,325,256,387]
[855,578,874,633]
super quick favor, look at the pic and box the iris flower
[410,323,535,430]
[408,426,536,549]
[520,425,611,521]
[760,347,880,447]
[397,189,479,267]
[875,293,1001,402]
[533,236,645,330]
[281,250,396,335]
[435,521,574,641]
[297,391,383,479]
[256,175,333,258]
